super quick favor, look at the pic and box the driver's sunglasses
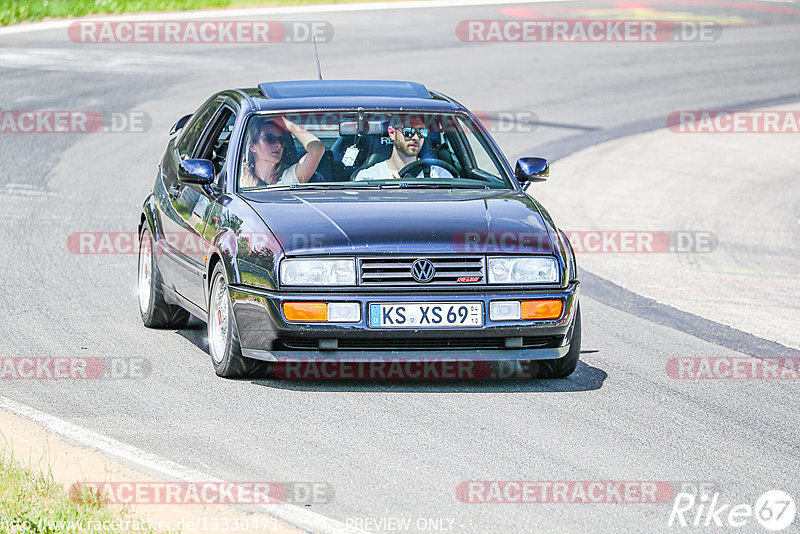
[400,127,429,139]
[257,133,283,145]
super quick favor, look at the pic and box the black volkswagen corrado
[138,80,580,379]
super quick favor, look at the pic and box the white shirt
[275,163,299,185]
[354,160,453,181]
[241,163,300,188]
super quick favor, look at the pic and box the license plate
[369,302,483,328]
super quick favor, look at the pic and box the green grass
[0,0,388,26]
[0,448,170,533]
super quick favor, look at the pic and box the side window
[175,99,222,160]
[460,118,498,177]
[196,107,236,175]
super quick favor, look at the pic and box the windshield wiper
[384,182,491,190]
[290,183,382,190]
[247,183,382,191]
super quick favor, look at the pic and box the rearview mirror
[515,157,549,186]
[169,114,192,136]
[178,159,215,185]
[339,120,384,136]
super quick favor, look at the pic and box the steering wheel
[398,158,459,179]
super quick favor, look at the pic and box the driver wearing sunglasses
[355,115,453,181]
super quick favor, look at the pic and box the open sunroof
[258,80,431,99]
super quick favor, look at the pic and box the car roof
[235,80,465,113]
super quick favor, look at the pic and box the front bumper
[229,282,579,362]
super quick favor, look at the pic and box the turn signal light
[282,302,361,322]
[283,302,327,322]
[521,299,563,320]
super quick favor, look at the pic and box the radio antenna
[313,34,323,80]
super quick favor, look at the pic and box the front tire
[537,304,581,379]
[207,263,270,378]
[138,227,190,329]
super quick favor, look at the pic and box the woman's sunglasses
[257,133,283,145]
[399,127,429,139]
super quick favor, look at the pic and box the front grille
[276,336,560,351]
[359,256,485,286]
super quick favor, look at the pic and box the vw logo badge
[411,259,435,283]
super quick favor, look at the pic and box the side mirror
[178,159,215,185]
[515,157,549,186]
[169,114,192,136]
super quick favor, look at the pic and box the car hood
[240,189,555,255]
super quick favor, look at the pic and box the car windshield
[237,111,512,191]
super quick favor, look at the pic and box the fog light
[521,299,563,319]
[283,302,327,322]
[327,302,361,322]
[489,301,521,321]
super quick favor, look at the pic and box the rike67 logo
[669,489,795,530]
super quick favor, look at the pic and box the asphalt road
[1,1,799,532]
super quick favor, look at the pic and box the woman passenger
[240,116,324,188]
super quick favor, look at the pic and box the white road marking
[0,0,577,36]
[0,48,244,74]
[0,395,368,534]
[0,184,59,197]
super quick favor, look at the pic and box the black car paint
[139,82,580,361]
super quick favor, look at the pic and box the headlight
[487,257,558,284]
[280,258,356,286]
